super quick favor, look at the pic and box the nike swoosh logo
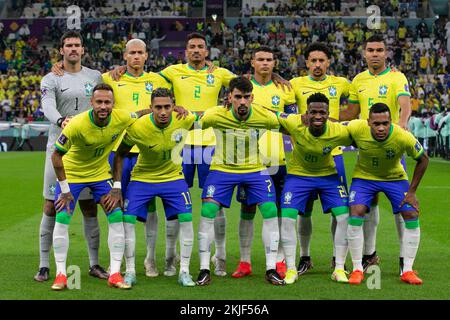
[181,76,191,79]
[85,143,95,147]
[302,91,311,94]
[60,88,69,92]
[358,89,366,93]
[148,144,157,149]
[118,84,126,87]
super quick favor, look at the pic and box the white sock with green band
[145,211,158,263]
[53,222,69,276]
[214,208,226,260]
[179,214,194,274]
[403,219,420,273]
[334,213,349,270]
[347,216,365,271]
[363,205,379,255]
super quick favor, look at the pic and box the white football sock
[214,208,226,260]
[403,227,420,272]
[276,216,285,262]
[331,215,337,257]
[53,222,69,275]
[108,222,125,274]
[363,205,379,255]
[280,217,297,270]
[394,214,405,258]
[198,216,215,270]
[165,219,179,259]
[238,218,254,263]
[347,224,364,271]
[334,214,349,270]
[82,216,100,267]
[39,214,55,269]
[179,221,194,274]
[145,211,158,262]
[298,215,312,257]
[262,217,279,270]
[123,222,136,273]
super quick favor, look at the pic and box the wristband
[59,180,70,193]
[56,117,66,128]
[113,181,122,189]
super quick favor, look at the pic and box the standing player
[232,46,297,279]
[50,83,141,290]
[103,39,172,280]
[158,33,237,277]
[290,42,351,274]
[346,103,428,285]
[196,77,284,286]
[113,88,197,287]
[341,34,412,273]
[277,93,352,284]
[36,31,108,282]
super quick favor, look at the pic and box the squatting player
[196,77,285,286]
[346,103,428,285]
[113,88,197,287]
[289,42,351,274]
[37,31,108,282]
[50,83,145,290]
[277,93,352,284]
[341,34,412,273]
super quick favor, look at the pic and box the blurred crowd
[0,13,449,136]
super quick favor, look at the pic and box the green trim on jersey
[368,67,391,77]
[187,63,208,71]
[54,144,67,154]
[251,77,273,87]
[125,71,145,78]
[397,93,411,98]
[158,72,171,84]
[414,149,425,160]
[89,109,111,128]
[308,75,328,82]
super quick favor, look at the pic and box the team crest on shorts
[206,185,215,197]
[239,188,247,200]
[124,199,129,211]
[349,191,356,203]
[284,192,292,204]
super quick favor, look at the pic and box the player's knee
[123,214,137,225]
[201,201,220,219]
[178,213,193,223]
[56,211,72,225]
[331,206,349,218]
[281,208,298,219]
[259,201,278,219]
[43,200,56,216]
[402,212,420,229]
[79,199,98,217]
[107,208,124,224]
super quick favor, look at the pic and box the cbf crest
[271,95,281,106]
[322,145,332,155]
[85,83,94,97]
[174,132,183,143]
[145,81,153,94]
[206,185,216,197]
[379,85,388,96]
[206,74,215,86]
[284,192,292,204]
[328,86,337,97]
[386,148,396,159]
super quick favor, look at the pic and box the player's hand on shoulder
[174,105,189,119]
[61,116,72,129]
[55,192,74,213]
[51,61,64,77]
[206,60,217,73]
[272,73,292,92]
[109,65,127,81]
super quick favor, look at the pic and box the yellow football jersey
[55,109,137,183]
[290,75,350,119]
[102,71,171,153]
[290,75,350,156]
[277,113,352,176]
[123,112,196,183]
[347,119,424,181]
[251,77,296,167]
[200,104,280,173]
[159,63,236,145]
[349,68,411,124]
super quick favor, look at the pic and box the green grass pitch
[0,151,449,300]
